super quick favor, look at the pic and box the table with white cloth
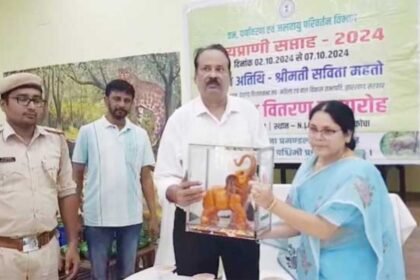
[126,266,293,280]
[125,266,190,280]
[388,193,417,245]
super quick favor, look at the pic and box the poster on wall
[3,52,181,152]
[184,0,420,164]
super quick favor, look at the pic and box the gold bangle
[266,198,277,211]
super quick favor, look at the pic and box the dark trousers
[173,207,259,280]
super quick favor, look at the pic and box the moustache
[23,112,37,118]
[113,108,128,114]
[206,78,220,86]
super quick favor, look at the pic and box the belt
[0,229,56,253]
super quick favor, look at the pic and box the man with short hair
[154,44,269,279]
[72,79,158,280]
[0,72,80,280]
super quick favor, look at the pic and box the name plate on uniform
[0,157,15,163]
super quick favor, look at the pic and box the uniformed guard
[0,72,80,279]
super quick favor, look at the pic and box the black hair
[309,100,356,150]
[193,43,232,78]
[105,79,135,98]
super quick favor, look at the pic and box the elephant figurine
[201,154,257,230]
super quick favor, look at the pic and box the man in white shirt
[72,79,158,280]
[154,44,268,279]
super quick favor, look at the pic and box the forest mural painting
[4,52,181,151]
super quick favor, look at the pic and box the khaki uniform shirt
[0,122,76,237]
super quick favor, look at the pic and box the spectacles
[308,126,341,138]
[10,96,46,107]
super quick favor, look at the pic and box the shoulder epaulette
[42,126,64,135]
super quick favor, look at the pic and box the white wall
[0,0,191,73]
[0,0,193,123]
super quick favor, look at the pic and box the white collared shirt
[154,96,269,202]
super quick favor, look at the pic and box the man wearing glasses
[0,73,80,280]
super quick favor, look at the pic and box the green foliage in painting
[7,52,181,147]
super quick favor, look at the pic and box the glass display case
[186,144,274,239]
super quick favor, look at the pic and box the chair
[389,193,417,245]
